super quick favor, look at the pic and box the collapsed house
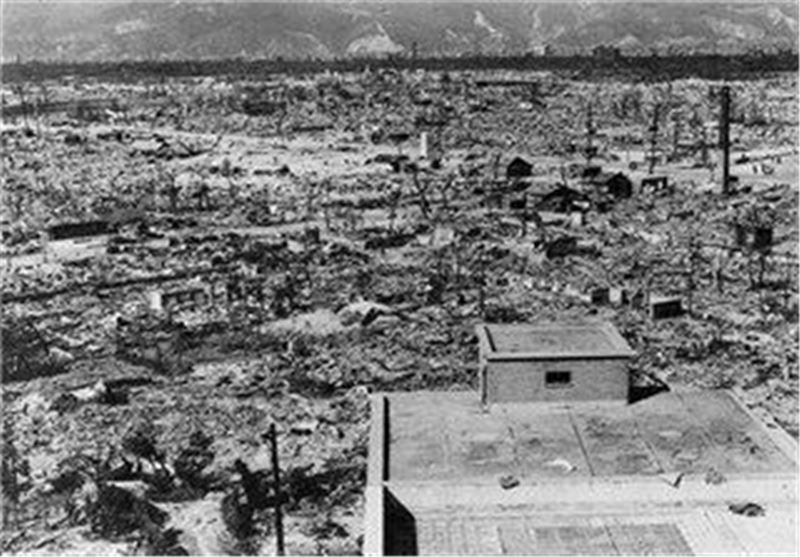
[536,185,591,213]
[1,317,63,382]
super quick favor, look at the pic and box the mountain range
[2,2,798,63]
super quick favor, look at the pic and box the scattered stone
[729,502,765,517]
[71,380,108,403]
[50,393,80,413]
[49,346,76,365]
[291,419,319,436]
[499,475,520,490]
[705,467,727,485]
[544,458,576,474]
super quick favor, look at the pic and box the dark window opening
[545,371,572,388]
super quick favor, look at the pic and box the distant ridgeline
[2,51,797,83]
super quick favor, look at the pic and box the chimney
[149,290,164,314]
[720,85,731,195]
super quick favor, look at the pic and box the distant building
[567,163,602,180]
[593,44,622,61]
[527,44,555,56]
[506,156,533,179]
[47,220,110,241]
[590,171,634,199]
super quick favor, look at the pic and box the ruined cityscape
[1,2,798,555]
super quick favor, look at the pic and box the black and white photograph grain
[1,0,798,554]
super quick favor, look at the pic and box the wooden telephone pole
[690,109,709,167]
[671,113,682,160]
[647,103,661,175]
[584,101,596,165]
[720,85,732,195]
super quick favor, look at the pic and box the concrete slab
[570,404,663,476]
[678,390,796,473]
[498,404,591,479]
[386,390,795,484]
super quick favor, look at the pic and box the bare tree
[159,166,180,212]
[303,180,319,223]
[386,184,402,232]
[436,174,457,214]
[410,168,432,222]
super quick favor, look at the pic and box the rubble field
[1,68,798,555]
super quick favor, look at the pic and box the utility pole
[269,423,285,556]
[691,108,709,167]
[720,85,731,195]
[647,103,660,175]
[585,101,596,165]
[671,112,682,161]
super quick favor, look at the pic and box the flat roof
[385,390,795,483]
[480,322,635,360]
[367,389,798,555]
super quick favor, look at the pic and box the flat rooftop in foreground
[480,322,635,359]
[366,389,798,555]
[387,389,795,482]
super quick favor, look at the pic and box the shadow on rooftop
[628,379,670,404]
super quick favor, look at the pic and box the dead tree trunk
[411,169,431,222]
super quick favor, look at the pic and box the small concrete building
[476,322,634,404]
[506,156,533,179]
[47,220,110,241]
[590,171,634,199]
